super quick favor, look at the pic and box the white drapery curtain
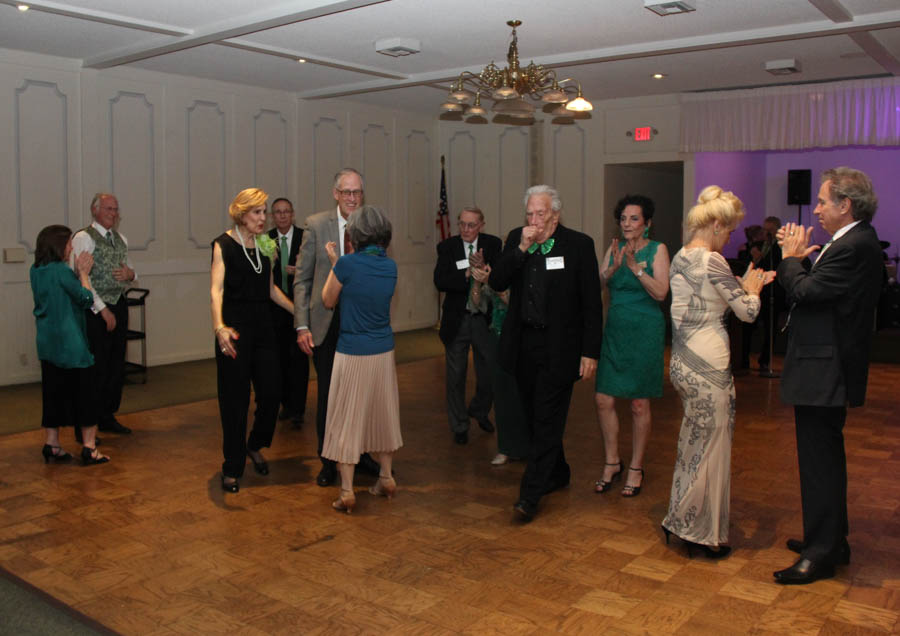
[680,77,900,152]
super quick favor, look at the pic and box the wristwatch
[636,269,644,277]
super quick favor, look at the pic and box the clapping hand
[325,241,339,266]
[778,222,819,260]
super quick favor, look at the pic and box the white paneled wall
[1,49,688,387]
[0,50,438,385]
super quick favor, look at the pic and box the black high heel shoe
[81,446,109,466]
[594,461,623,493]
[221,475,239,493]
[661,525,673,544]
[247,450,269,475]
[685,541,732,560]
[42,445,72,464]
[621,467,643,497]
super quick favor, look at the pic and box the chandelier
[439,20,593,125]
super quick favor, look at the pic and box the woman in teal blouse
[31,225,108,465]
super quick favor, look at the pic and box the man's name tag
[546,256,565,270]
[456,258,469,270]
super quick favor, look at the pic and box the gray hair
[332,167,365,191]
[90,192,116,211]
[822,167,878,223]
[347,205,392,249]
[524,185,562,212]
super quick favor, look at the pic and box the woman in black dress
[211,188,293,493]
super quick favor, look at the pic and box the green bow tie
[527,238,555,255]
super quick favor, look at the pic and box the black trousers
[516,327,575,506]
[312,308,340,469]
[795,404,849,563]
[215,320,280,478]
[444,312,494,433]
[85,296,128,423]
[41,361,95,429]
[274,312,309,417]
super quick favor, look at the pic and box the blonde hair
[228,188,268,224]
[686,186,744,234]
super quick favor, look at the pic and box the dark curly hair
[613,194,655,223]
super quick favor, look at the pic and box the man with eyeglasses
[434,206,502,445]
[268,197,308,428]
[70,192,136,439]
[294,168,381,486]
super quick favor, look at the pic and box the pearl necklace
[234,228,262,274]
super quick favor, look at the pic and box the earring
[642,227,650,239]
[714,228,719,235]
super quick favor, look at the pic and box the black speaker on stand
[787,169,811,223]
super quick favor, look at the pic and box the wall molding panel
[108,90,157,250]
[185,99,227,249]
[252,108,289,197]
[403,129,431,246]
[361,122,392,214]
[551,123,588,231]
[498,126,530,232]
[311,116,344,211]
[15,79,69,252]
[447,130,477,214]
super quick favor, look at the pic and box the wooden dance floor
[1,354,899,634]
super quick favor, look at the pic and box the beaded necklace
[234,228,262,274]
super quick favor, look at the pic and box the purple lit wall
[693,152,767,258]
[696,147,900,261]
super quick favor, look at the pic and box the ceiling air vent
[375,38,421,57]
[644,1,695,16]
[765,58,802,75]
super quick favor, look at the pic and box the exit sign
[634,126,653,141]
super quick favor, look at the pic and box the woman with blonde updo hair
[661,186,775,558]
[211,187,294,493]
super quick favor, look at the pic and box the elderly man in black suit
[434,206,502,445]
[269,197,308,428]
[490,185,602,521]
[773,167,883,584]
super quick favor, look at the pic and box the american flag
[436,155,450,241]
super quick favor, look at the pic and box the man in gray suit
[294,168,380,486]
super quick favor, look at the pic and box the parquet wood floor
[1,354,899,635]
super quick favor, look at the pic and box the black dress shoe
[786,538,850,565]
[513,499,536,522]
[476,417,494,433]
[247,450,269,475]
[316,465,336,487]
[454,431,468,445]
[221,476,239,493]
[357,453,381,477]
[774,557,835,585]
[98,418,131,434]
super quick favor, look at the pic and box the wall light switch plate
[3,247,26,263]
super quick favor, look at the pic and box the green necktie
[107,232,115,246]
[280,235,289,293]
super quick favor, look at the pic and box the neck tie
[468,243,473,258]
[107,231,115,246]
[280,235,288,293]
[343,226,353,255]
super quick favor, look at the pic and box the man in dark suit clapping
[489,185,602,521]
[774,167,883,584]
[434,207,502,445]
[270,198,309,428]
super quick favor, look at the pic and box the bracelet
[214,325,226,335]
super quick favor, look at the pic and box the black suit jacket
[433,233,502,345]
[778,221,882,407]
[489,224,603,384]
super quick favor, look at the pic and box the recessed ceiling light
[18,4,30,11]
[644,1,695,16]
[653,73,666,79]
[297,58,306,63]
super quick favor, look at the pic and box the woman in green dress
[594,195,669,496]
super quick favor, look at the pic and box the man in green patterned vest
[71,193,136,435]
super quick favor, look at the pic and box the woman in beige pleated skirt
[320,205,402,513]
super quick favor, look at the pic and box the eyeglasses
[458,221,482,230]
[337,189,363,198]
